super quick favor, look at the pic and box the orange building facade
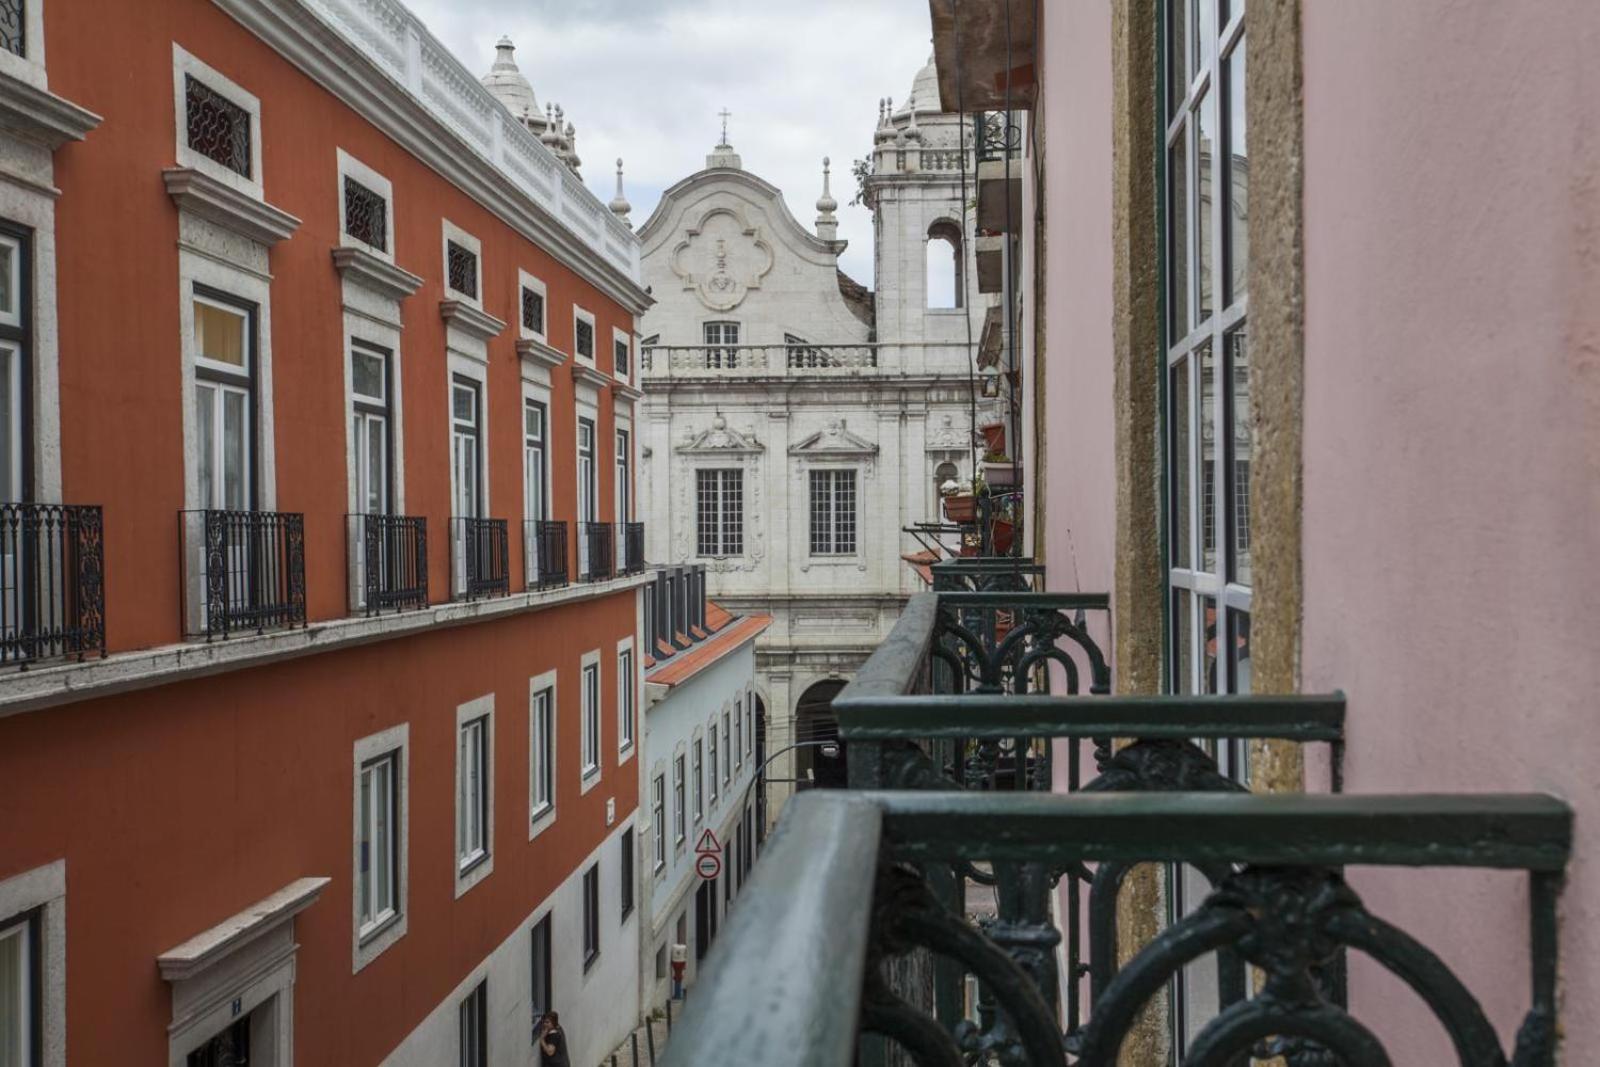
[0,0,653,1063]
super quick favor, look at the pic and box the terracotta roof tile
[647,615,773,687]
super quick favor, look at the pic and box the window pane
[352,349,385,401]
[222,390,248,510]
[1169,360,1190,569]
[195,300,247,368]
[452,384,476,425]
[1229,610,1252,695]
[1201,595,1220,694]
[1167,0,1188,118]
[1168,134,1188,336]
[0,347,16,502]
[1198,340,1216,574]
[1195,92,1215,323]
[1194,0,1216,72]
[1174,588,1195,694]
[365,415,386,513]
[1,924,27,1067]
[1228,328,1252,586]
[1226,42,1249,305]
[375,760,393,913]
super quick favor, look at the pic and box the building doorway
[794,680,847,789]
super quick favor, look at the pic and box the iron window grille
[451,517,509,600]
[352,513,427,615]
[695,468,743,556]
[531,520,568,589]
[614,337,630,377]
[0,503,107,667]
[809,469,858,555]
[184,75,251,178]
[622,522,645,575]
[580,522,614,581]
[343,177,388,252]
[446,241,478,299]
[575,317,594,360]
[521,286,545,335]
[0,0,21,58]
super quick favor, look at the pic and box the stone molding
[158,877,329,982]
[332,246,423,301]
[516,336,567,370]
[0,72,100,149]
[164,167,301,246]
[440,299,507,340]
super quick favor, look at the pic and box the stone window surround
[572,303,596,365]
[335,148,394,263]
[441,218,482,308]
[579,647,602,793]
[351,722,409,973]
[616,634,636,761]
[611,325,632,383]
[671,742,688,853]
[0,0,45,90]
[454,694,495,899]
[0,860,63,1067]
[650,764,667,875]
[528,669,558,842]
[516,268,548,344]
[172,44,264,200]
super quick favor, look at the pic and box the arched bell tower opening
[925,219,964,309]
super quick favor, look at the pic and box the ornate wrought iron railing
[580,520,613,582]
[181,509,306,640]
[622,521,646,576]
[661,589,1572,1067]
[449,516,509,601]
[347,513,427,616]
[0,502,105,666]
[526,519,569,590]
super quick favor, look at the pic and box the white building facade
[637,62,989,815]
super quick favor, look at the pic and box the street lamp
[742,738,840,848]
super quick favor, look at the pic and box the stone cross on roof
[718,108,732,147]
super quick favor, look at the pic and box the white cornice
[158,877,329,982]
[332,247,423,301]
[516,337,567,370]
[612,379,644,401]
[211,0,652,314]
[571,363,612,394]
[0,74,101,148]
[164,167,302,246]
[440,300,506,341]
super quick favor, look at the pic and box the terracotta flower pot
[943,494,978,523]
[990,518,1016,555]
[980,422,1006,455]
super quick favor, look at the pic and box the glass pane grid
[521,287,544,333]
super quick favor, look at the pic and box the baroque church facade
[637,60,988,807]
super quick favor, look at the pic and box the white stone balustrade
[639,343,974,380]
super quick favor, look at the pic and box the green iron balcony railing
[661,586,1572,1067]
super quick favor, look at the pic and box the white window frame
[454,695,495,898]
[458,979,488,1067]
[0,860,63,1067]
[617,637,636,758]
[172,45,264,198]
[336,149,394,262]
[517,269,548,344]
[692,732,705,825]
[579,649,602,790]
[352,723,408,972]
[441,218,483,308]
[572,305,597,364]
[707,715,719,807]
[808,466,860,557]
[611,325,632,383]
[528,670,557,840]
[722,708,732,787]
[672,750,687,848]
[696,467,744,558]
[735,697,743,772]
[651,771,667,873]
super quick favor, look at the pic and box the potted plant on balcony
[982,452,1019,489]
[978,421,1006,456]
[989,494,1019,556]
[942,475,982,525]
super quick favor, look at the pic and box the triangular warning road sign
[694,828,722,855]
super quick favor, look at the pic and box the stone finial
[815,156,840,241]
[610,157,633,222]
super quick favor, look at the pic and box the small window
[696,469,744,557]
[673,754,686,845]
[0,2,23,59]
[458,980,487,1067]
[530,684,554,824]
[358,751,400,938]
[652,774,667,871]
[185,75,252,178]
[581,864,600,969]
[745,692,755,758]
[574,312,595,361]
[735,703,743,770]
[810,469,858,555]
[703,321,740,368]
[620,829,635,921]
[446,241,478,300]
[926,221,963,309]
[618,647,635,753]
[692,739,704,824]
[521,286,545,335]
[708,726,719,806]
[581,660,601,777]
[614,335,630,378]
[343,176,388,252]
[0,910,37,1067]
[722,712,731,786]
[457,714,489,872]
[530,915,552,1022]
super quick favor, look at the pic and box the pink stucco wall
[1300,1,1600,1057]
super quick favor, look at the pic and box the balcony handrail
[450,516,509,600]
[347,512,428,615]
[0,502,106,666]
[181,508,307,640]
[639,340,978,378]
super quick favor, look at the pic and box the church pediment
[677,415,765,455]
[668,204,776,313]
[789,420,879,458]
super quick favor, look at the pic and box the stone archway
[794,680,848,790]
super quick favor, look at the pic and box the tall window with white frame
[0,226,28,503]
[530,916,552,1029]
[457,712,489,873]
[722,711,731,786]
[708,723,719,806]
[696,468,743,557]
[652,773,667,871]
[692,738,704,824]
[809,469,857,555]
[580,659,601,779]
[577,418,596,522]
[618,647,635,754]
[673,754,687,847]
[351,343,391,515]
[458,979,487,1067]
[1164,0,1251,1052]
[620,829,635,921]
[357,750,400,939]
[703,321,739,369]
[194,289,256,513]
[614,335,630,378]
[735,702,743,771]
[615,429,631,523]
[0,908,37,1067]
[521,284,545,338]
[524,400,547,524]
[530,684,553,825]
[581,863,600,970]
[451,376,482,520]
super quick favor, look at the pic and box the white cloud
[402,0,935,288]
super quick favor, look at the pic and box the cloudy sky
[405,0,937,288]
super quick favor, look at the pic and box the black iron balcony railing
[0,502,106,667]
[181,509,306,640]
[526,519,569,590]
[579,521,613,582]
[450,516,509,600]
[661,579,1573,1067]
[347,513,427,616]
[621,521,645,575]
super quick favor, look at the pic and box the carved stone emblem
[670,206,775,312]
